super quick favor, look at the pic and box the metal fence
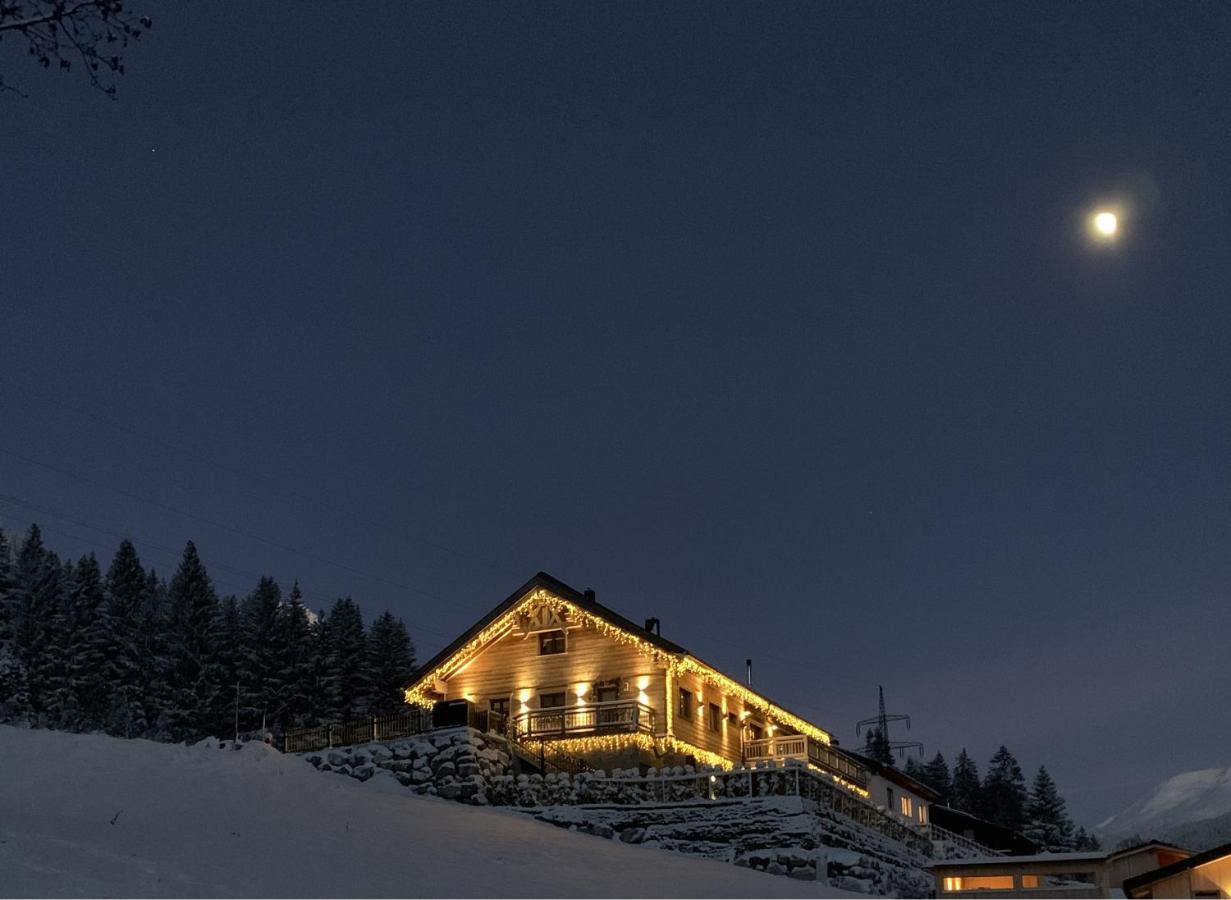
[283,708,435,753]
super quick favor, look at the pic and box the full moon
[1093,211,1118,237]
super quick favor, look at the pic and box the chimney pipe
[583,588,596,602]
[644,617,660,636]
[746,658,753,686]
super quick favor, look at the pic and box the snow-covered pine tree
[923,751,952,802]
[904,755,924,781]
[138,568,174,740]
[14,524,63,724]
[365,611,416,716]
[207,594,244,738]
[41,556,82,730]
[104,539,151,738]
[323,597,368,720]
[0,528,22,722]
[866,726,895,766]
[1073,827,1101,851]
[273,582,314,730]
[165,541,220,742]
[951,749,981,813]
[68,553,111,731]
[1024,765,1076,851]
[238,576,283,732]
[305,608,331,726]
[980,745,1029,832]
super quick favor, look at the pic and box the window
[708,702,721,732]
[942,876,1014,892]
[1021,876,1039,888]
[886,787,895,810]
[918,804,928,826]
[678,688,692,719]
[900,796,913,818]
[595,683,619,703]
[748,723,763,740]
[489,698,509,717]
[539,692,566,709]
[539,630,566,655]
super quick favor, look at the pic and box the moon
[1093,211,1118,237]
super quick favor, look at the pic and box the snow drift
[0,725,846,898]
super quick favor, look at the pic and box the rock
[457,763,481,778]
[336,765,352,777]
[435,761,457,778]
[370,746,392,762]
[351,753,369,767]
[438,783,462,800]
[788,865,816,881]
[319,764,332,772]
[327,752,346,767]
[733,855,749,867]
[306,755,322,767]
[766,862,787,876]
[353,766,375,782]
[394,772,414,786]
[392,744,411,760]
[618,827,647,844]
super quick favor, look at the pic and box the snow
[1099,765,1231,845]
[0,726,861,898]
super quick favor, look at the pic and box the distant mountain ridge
[1099,766,1231,850]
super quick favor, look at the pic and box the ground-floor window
[540,691,566,709]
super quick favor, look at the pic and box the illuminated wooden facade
[403,572,853,778]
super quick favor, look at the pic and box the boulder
[435,761,457,779]
[394,772,414,787]
[327,752,346,767]
[306,756,322,767]
[353,766,375,782]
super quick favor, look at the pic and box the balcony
[743,735,866,787]
[512,700,656,740]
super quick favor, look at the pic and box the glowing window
[900,796,913,818]
[708,703,721,732]
[918,804,928,825]
[539,630,566,655]
[678,688,693,720]
[942,875,1014,891]
[1021,875,1039,888]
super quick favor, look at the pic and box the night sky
[3,2,1230,827]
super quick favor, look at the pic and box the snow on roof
[932,851,1110,868]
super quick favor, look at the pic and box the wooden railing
[742,735,867,787]
[929,822,1004,858]
[512,700,655,739]
[283,708,437,753]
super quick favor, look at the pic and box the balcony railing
[743,735,867,787]
[512,700,656,740]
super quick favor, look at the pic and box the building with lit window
[931,842,1193,899]
[402,571,868,791]
[1122,841,1231,898]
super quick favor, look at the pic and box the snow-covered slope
[1099,766,1231,849]
[0,726,848,898]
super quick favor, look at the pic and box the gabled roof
[1106,839,1191,862]
[1121,840,1231,894]
[839,748,943,803]
[403,571,833,744]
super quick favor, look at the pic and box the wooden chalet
[403,572,867,792]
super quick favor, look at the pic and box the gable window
[539,630,566,655]
[678,688,693,720]
[708,702,721,732]
[540,692,566,709]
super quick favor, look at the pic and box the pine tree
[322,597,368,720]
[68,554,111,731]
[1074,827,1101,851]
[1024,765,1075,852]
[273,582,315,730]
[41,556,82,729]
[165,541,220,741]
[865,726,894,766]
[238,576,283,732]
[923,752,952,802]
[138,568,174,740]
[903,755,924,781]
[13,524,62,724]
[0,528,23,722]
[365,611,416,716]
[980,745,1029,832]
[305,609,331,725]
[208,594,244,738]
[951,749,981,813]
[104,539,150,738]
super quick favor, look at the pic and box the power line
[0,444,462,606]
[0,491,455,640]
[0,372,512,574]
